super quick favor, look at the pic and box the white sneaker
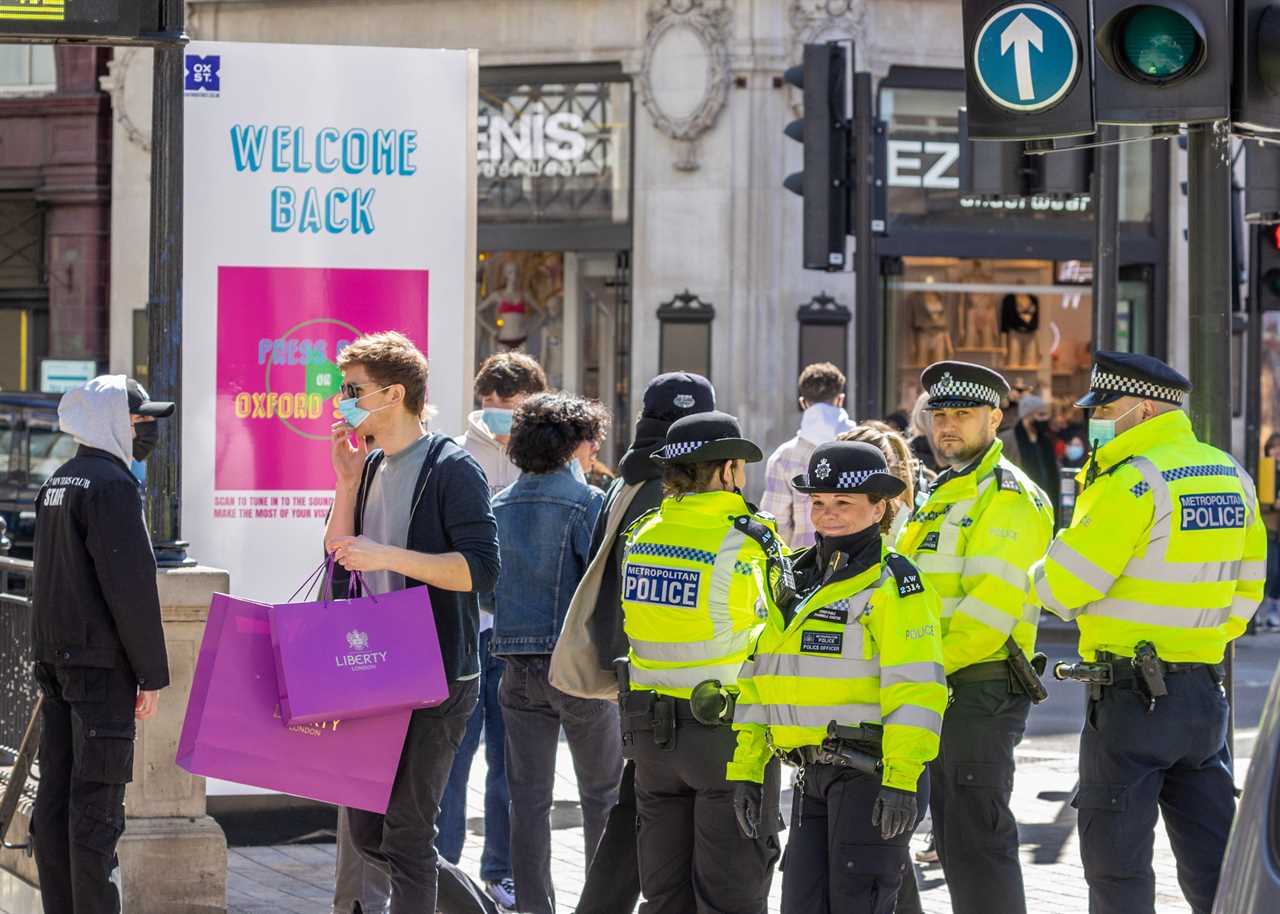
[485,878,517,911]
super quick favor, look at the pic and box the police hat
[1076,350,1191,409]
[920,361,1010,410]
[126,378,175,418]
[791,441,907,498]
[650,411,763,465]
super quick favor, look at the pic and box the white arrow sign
[1000,12,1043,102]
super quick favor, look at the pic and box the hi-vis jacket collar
[657,489,753,525]
[1079,410,1195,485]
[929,439,1004,504]
[783,545,889,630]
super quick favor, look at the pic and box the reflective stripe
[1239,559,1267,582]
[1130,457,1173,559]
[1048,541,1116,596]
[917,555,964,576]
[630,629,754,664]
[1022,601,1042,625]
[962,555,1031,591]
[740,652,880,681]
[1089,598,1230,629]
[951,594,1018,635]
[1122,556,1243,584]
[1232,595,1260,621]
[707,528,751,638]
[1226,455,1259,524]
[939,597,961,618]
[629,660,746,690]
[884,704,943,735]
[735,702,882,729]
[880,661,946,689]
[1032,562,1078,620]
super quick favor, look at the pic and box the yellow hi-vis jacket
[896,439,1054,675]
[1031,410,1266,662]
[727,545,946,792]
[621,490,773,699]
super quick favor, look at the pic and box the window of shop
[0,194,47,391]
[476,65,634,464]
[0,45,54,92]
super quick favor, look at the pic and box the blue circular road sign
[973,2,1080,113]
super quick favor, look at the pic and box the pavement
[2,631,1277,914]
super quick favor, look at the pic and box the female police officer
[727,440,947,914]
[619,410,783,914]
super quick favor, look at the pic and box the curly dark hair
[474,352,548,400]
[507,393,610,474]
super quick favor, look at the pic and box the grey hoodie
[58,374,133,467]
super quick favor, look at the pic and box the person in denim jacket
[491,393,622,914]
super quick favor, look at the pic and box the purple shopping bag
[176,592,409,813]
[268,564,449,726]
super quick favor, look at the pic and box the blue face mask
[1087,403,1141,450]
[1065,443,1086,462]
[482,407,514,436]
[337,385,393,429]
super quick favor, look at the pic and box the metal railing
[0,556,35,763]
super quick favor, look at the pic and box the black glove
[732,781,763,839]
[871,785,917,840]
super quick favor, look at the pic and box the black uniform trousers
[628,720,782,914]
[929,678,1031,914]
[575,759,642,914]
[1076,667,1234,914]
[32,661,139,914]
[781,763,928,914]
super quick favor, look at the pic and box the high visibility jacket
[1031,410,1266,662]
[727,545,946,792]
[621,490,773,699]
[897,439,1054,675]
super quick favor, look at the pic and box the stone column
[116,565,228,914]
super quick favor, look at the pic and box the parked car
[0,393,71,559]
[1213,660,1280,913]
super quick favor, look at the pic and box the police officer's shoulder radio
[732,514,797,609]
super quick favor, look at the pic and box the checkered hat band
[1090,368,1186,404]
[928,379,1000,407]
[800,469,897,490]
[656,440,707,460]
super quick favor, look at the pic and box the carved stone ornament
[787,0,867,115]
[637,0,732,172]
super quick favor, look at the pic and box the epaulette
[992,465,1022,494]
[884,552,926,598]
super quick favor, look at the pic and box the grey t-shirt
[362,434,435,595]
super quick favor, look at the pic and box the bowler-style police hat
[791,441,906,498]
[920,361,1010,410]
[651,411,763,465]
[1075,350,1191,408]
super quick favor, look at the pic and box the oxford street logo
[814,458,832,481]
[184,55,221,97]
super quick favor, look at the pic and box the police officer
[620,411,782,914]
[728,441,946,914]
[1031,351,1266,914]
[897,361,1054,914]
[31,376,173,914]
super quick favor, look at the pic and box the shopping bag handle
[286,556,378,605]
[287,559,330,603]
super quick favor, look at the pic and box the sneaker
[485,878,517,911]
[914,833,939,864]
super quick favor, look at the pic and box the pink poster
[215,266,429,492]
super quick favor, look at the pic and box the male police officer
[1032,351,1265,914]
[897,361,1054,914]
[31,375,173,914]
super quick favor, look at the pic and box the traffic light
[961,0,1094,140]
[1251,222,1280,309]
[1093,1,1231,125]
[1033,137,1093,197]
[1245,140,1280,222]
[0,1,164,44]
[1234,0,1280,134]
[784,42,853,272]
[958,109,1028,196]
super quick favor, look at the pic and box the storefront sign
[183,41,476,601]
[39,359,95,394]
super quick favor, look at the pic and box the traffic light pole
[145,0,191,567]
[1186,119,1235,739]
[1092,126,1120,349]
[852,72,881,420]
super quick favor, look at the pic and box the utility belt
[1053,641,1223,711]
[947,637,1049,703]
[782,722,883,778]
[619,690,717,752]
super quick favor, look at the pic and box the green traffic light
[1119,6,1202,82]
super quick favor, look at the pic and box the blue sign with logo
[973,2,1079,113]
[623,565,701,609]
[1179,493,1247,531]
[185,54,221,93]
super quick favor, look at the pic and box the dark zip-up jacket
[352,433,500,682]
[32,446,169,689]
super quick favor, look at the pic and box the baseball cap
[126,378,176,418]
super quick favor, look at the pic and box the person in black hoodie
[573,371,716,914]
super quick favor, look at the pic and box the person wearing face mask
[896,361,1054,914]
[729,441,945,914]
[998,394,1061,504]
[31,376,174,914]
[1030,351,1266,914]
[620,411,783,914]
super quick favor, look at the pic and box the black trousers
[630,721,782,914]
[575,759,641,914]
[1076,668,1235,914]
[781,763,928,914]
[32,661,138,914]
[346,678,478,914]
[929,679,1030,914]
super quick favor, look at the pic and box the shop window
[0,45,54,91]
[657,290,714,380]
[0,196,44,290]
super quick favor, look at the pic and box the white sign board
[40,359,97,394]
[182,41,477,601]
